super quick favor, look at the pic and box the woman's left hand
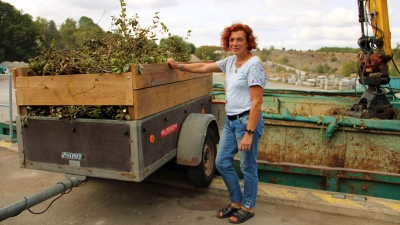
[239,134,253,151]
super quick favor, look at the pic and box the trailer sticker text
[62,152,84,160]
[161,123,178,138]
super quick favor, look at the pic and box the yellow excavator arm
[358,0,392,61]
[367,0,392,59]
[346,0,394,119]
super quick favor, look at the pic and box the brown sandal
[217,204,240,218]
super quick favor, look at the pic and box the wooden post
[12,67,28,115]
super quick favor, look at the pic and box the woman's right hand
[167,58,178,69]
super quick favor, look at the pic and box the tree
[389,62,400,76]
[0,2,39,62]
[35,17,61,48]
[277,56,289,64]
[342,60,359,76]
[259,47,272,62]
[59,18,78,47]
[389,43,400,76]
[302,64,310,72]
[258,54,267,62]
[261,48,272,56]
[323,63,331,73]
[269,45,275,51]
[194,45,221,61]
[160,35,195,54]
[316,63,331,74]
[73,16,105,44]
[393,43,400,59]
[317,47,359,53]
[315,64,324,73]
[330,67,338,74]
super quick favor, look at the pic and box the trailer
[11,64,220,188]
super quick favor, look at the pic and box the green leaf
[124,114,131,120]
[123,65,130,72]
[138,64,144,74]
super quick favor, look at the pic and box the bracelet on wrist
[245,129,254,135]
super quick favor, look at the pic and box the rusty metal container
[212,86,400,200]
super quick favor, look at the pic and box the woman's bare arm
[167,58,222,73]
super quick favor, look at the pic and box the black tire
[186,128,217,187]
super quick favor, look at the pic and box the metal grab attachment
[0,177,84,222]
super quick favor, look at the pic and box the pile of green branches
[25,0,192,121]
[27,106,130,121]
[28,0,192,76]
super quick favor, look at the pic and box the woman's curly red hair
[220,23,257,52]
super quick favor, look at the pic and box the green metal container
[0,122,17,141]
[212,85,400,200]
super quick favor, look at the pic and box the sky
[5,0,400,51]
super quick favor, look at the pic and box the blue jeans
[216,112,264,209]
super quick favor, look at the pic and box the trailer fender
[176,113,219,166]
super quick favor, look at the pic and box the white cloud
[323,7,357,26]
[126,0,178,8]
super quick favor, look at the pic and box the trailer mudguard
[176,113,219,166]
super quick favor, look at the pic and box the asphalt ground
[1,141,399,225]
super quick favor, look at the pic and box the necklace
[235,52,249,73]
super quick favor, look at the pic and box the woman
[168,23,266,224]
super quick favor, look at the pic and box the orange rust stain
[120,172,136,179]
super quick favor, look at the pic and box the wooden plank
[14,64,211,90]
[16,73,134,106]
[175,61,213,81]
[15,72,132,88]
[13,68,28,115]
[12,67,28,89]
[18,106,27,117]
[16,67,28,76]
[127,106,135,122]
[12,68,17,89]
[132,76,213,120]
[130,64,212,89]
[13,64,212,120]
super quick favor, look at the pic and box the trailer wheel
[186,128,217,187]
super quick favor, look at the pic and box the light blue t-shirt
[216,55,267,115]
